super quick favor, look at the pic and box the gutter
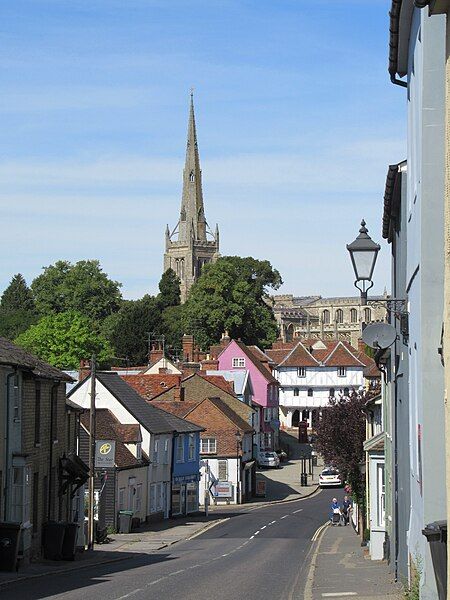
[389,0,408,87]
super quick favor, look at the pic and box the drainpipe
[47,382,59,522]
[3,370,17,521]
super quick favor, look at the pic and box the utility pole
[87,355,96,550]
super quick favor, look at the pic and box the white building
[267,339,371,429]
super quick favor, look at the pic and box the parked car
[258,451,280,468]
[318,467,342,487]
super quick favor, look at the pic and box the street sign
[212,482,233,498]
[95,440,116,468]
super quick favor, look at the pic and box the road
[3,488,336,600]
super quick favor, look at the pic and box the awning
[59,452,89,497]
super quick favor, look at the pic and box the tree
[157,268,181,309]
[0,274,38,339]
[182,256,282,349]
[15,311,113,369]
[160,304,184,356]
[102,295,161,365]
[31,260,122,323]
[315,392,367,503]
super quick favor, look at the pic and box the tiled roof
[265,348,291,366]
[205,397,253,433]
[278,341,320,368]
[323,342,365,367]
[0,336,73,381]
[94,372,202,434]
[247,345,275,364]
[151,401,199,419]
[364,362,381,378]
[196,373,235,395]
[80,409,149,469]
[121,374,182,399]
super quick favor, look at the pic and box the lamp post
[235,431,242,504]
[346,220,381,306]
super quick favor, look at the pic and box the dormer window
[190,171,195,182]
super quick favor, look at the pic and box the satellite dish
[362,322,397,349]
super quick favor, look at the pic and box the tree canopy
[31,260,122,323]
[182,256,282,349]
[0,274,38,339]
[157,268,181,309]
[15,310,113,369]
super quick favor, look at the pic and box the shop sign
[173,473,199,485]
[95,440,115,468]
[212,482,233,498]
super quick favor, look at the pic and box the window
[218,460,228,481]
[11,465,31,524]
[350,308,358,323]
[34,381,41,445]
[232,357,245,368]
[364,308,371,323]
[329,388,335,397]
[335,309,344,324]
[262,432,272,449]
[344,387,350,396]
[338,367,346,377]
[297,367,306,378]
[188,434,195,461]
[307,388,313,397]
[164,439,170,464]
[200,438,217,454]
[294,388,299,397]
[136,442,142,460]
[189,170,195,182]
[153,439,159,464]
[264,408,270,422]
[186,483,198,513]
[176,435,184,462]
[135,484,142,515]
[149,484,157,513]
[322,310,330,324]
[51,386,58,442]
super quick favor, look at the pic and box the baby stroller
[331,507,341,526]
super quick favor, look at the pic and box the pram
[331,507,341,526]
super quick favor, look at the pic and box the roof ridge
[278,340,320,367]
[323,341,365,366]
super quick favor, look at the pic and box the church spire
[178,91,207,242]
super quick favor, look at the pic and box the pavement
[308,519,404,600]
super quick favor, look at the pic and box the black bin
[422,520,447,600]
[300,472,308,487]
[62,523,79,561]
[43,522,66,560]
[0,523,21,571]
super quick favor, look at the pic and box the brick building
[0,337,87,563]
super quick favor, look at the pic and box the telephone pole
[87,355,96,550]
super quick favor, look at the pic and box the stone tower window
[364,308,371,323]
[335,309,344,324]
[322,310,330,325]
[350,308,358,323]
[190,171,195,182]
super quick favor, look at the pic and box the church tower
[164,93,220,302]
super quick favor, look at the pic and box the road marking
[269,520,276,525]
[250,535,255,539]
[281,515,289,519]
[321,594,357,598]
[312,521,329,541]
[261,525,267,530]
[115,590,143,599]
[169,570,185,576]
[254,530,260,535]
[293,509,303,514]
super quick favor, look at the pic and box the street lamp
[346,220,381,306]
[235,431,242,504]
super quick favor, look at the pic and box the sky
[0,0,405,300]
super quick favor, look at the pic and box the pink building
[217,340,279,451]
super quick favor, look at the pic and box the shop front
[171,474,199,516]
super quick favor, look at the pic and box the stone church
[164,94,220,302]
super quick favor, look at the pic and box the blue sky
[0,0,405,300]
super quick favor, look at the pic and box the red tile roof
[196,373,235,395]
[121,374,181,399]
[323,341,365,367]
[151,401,200,419]
[278,341,321,367]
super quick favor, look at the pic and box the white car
[258,451,280,468]
[319,468,342,487]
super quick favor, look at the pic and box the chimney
[220,330,231,347]
[79,359,91,382]
[182,334,195,363]
[358,338,366,354]
[173,386,185,402]
[149,341,164,364]
[201,358,219,371]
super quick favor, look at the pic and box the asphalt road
[3,488,337,600]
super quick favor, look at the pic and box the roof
[388,0,414,81]
[197,373,235,394]
[278,341,320,368]
[382,161,406,242]
[151,401,199,419]
[222,340,279,385]
[364,362,382,378]
[87,372,202,435]
[80,409,149,469]
[247,345,275,365]
[322,342,365,367]
[206,370,250,396]
[121,374,182,400]
[184,396,254,433]
[0,336,73,381]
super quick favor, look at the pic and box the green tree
[157,268,181,309]
[183,256,282,349]
[15,311,113,369]
[31,260,122,323]
[161,304,184,357]
[0,274,38,339]
[102,295,160,365]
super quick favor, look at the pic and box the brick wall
[187,400,242,457]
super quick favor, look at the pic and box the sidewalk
[309,522,404,600]
[0,514,225,589]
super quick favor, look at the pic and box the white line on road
[261,525,267,530]
[269,520,276,525]
[311,521,329,541]
[281,515,289,519]
[250,535,255,539]
[254,530,260,535]
[169,570,185,576]
[293,509,303,514]
[321,593,357,597]
[115,589,143,599]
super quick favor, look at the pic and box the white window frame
[232,357,245,368]
[136,442,142,460]
[153,439,159,464]
[188,434,195,461]
[135,483,142,515]
[297,367,306,378]
[218,460,228,481]
[337,367,347,378]
[164,439,170,464]
[176,435,185,462]
[200,437,217,454]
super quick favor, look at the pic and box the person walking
[341,495,352,526]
